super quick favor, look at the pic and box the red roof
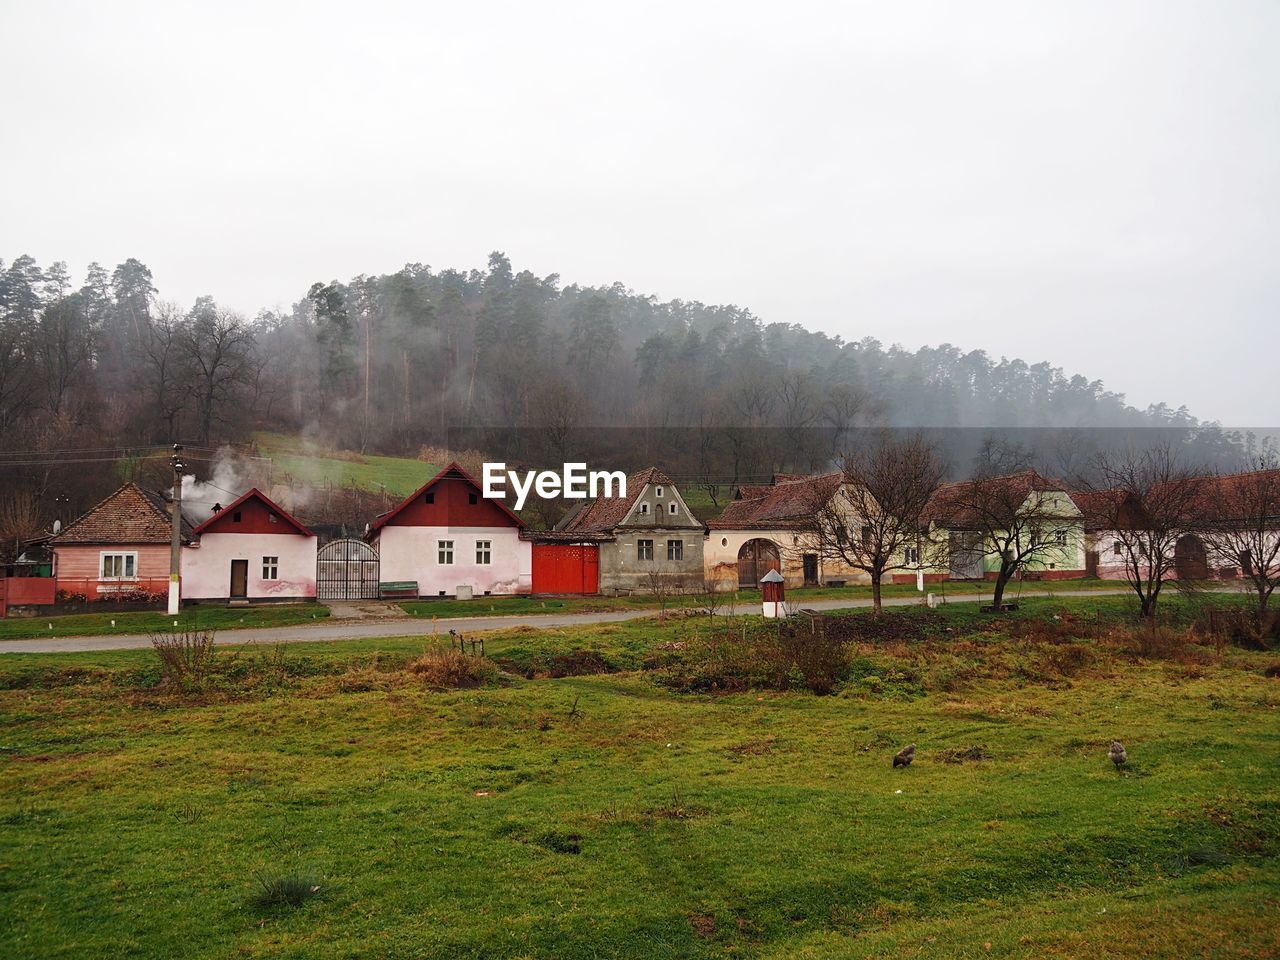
[190,487,314,537]
[707,473,843,530]
[51,481,195,546]
[368,461,525,533]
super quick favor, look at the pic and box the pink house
[368,462,531,597]
[49,481,191,601]
[182,488,317,602]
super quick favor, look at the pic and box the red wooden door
[532,544,599,594]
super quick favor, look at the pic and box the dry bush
[149,627,217,690]
[660,619,851,695]
[408,648,499,688]
[1109,622,1202,661]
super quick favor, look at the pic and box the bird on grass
[1109,740,1127,770]
[893,744,915,768]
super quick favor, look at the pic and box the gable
[373,464,524,532]
[194,489,312,537]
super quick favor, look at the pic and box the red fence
[531,544,599,594]
[50,578,170,604]
[0,577,56,617]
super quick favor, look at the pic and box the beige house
[704,474,871,590]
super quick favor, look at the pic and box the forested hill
[1,251,1206,463]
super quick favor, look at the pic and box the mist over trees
[0,249,1268,521]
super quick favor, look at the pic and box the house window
[438,540,454,564]
[668,502,678,515]
[475,540,491,564]
[262,556,279,579]
[425,492,435,504]
[1113,541,1123,556]
[468,492,478,504]
[99,552,137,579]
[637,539,654,561]
[640,502,650,515]
[1053,530,1068,547]
[905,546,920,565]
[268,513,277,524]
[233,511,242,523]
[667,539,683,561]
[655,486,664,498]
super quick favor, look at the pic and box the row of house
[12,460,1273,612]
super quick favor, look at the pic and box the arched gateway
[737,538,781,589]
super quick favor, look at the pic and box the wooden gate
[532,544,599,594]
[317,538,381,600]
[737,539,781,589]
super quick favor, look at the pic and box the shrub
[251,872,322,908]
[407,648,499,688]
[149,627,217,691]
[658,619,851,694]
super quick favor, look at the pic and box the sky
[2,0,1277,426]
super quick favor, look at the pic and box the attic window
[425,492,435,504]
[668,502,677,515]
[640,502,649,515]
[655,487,664,498]
[269,514,277,524]
[233,511,242,523]
[468,492,478,504]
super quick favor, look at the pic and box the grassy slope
[254,432,436,497]
[1,597,1277,959]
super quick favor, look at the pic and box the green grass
[1,597,1277,958]
[0,604,328,641]
[254,431,435,497]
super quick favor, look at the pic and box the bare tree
[182,306,256,445]
[806,433,946,612]
[0,488,42,561]
[1200,462,1280,636]
[939,470,1077,610]
[1092,444,1209,618]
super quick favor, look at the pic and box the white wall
[374,526,531,596]
[182,532,317,600]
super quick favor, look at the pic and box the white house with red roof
[181,488,318,602]
[367,462,531,598]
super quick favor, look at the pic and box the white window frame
[1053,529,1068,547]
[438,540,455,565]
[666,539,683,561]
[99,551,138,580]
[640,502,650,515]
[905,546,920,566]
[668,501,678,515]
[262,556,279,580]
[637,539,654,561]
[655,486,664,498]
[475,540,492,565]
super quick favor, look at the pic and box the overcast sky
[3,1,1276,425]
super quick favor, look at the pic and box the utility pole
[168,444,185,616]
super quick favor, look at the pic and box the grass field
[254,432,436,497]
[2,596,1277,958]
[0,604,329,641]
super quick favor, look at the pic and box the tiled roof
[556,467,674,535]
[1068,489,1129,530]
[923,470,1067,528]
[707,473,842,530]
[51,482,195,546]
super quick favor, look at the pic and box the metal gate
[317,538,380,600]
